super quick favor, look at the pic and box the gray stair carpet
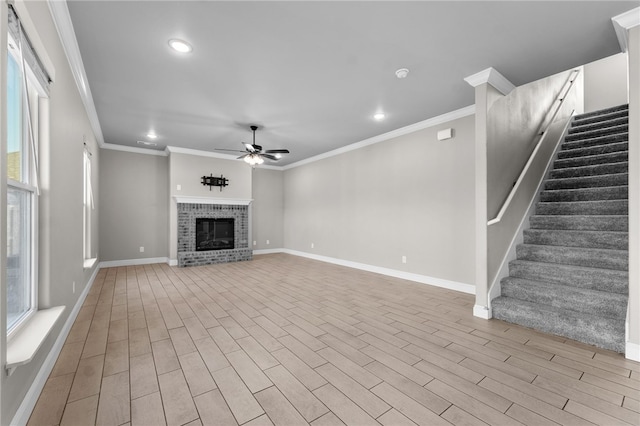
[492,104,629,353]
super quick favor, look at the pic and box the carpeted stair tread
[564,124,628,142]
[553,151,628,169]
[549,161,627,179]
[544,173,628,190]
[491,297,625,353]
[540,186,628,202]
[558,141,628,159]
[568,117,628,135]
[529,215,628,231]
[500,277,628,320]
[574,104,628,120]
[536,199,627,215]
[516,244,628,271]
[573,109,629,126]
[523,229,628,250]
[561,133,628,151]
[508,260,628,294]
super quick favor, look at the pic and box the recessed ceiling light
[168,39,192,53]
[146,133,158,139]
[395,68,409,79]
[374,113,386,121]
[137,140,157,147]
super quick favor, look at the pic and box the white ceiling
[65,1,636,166]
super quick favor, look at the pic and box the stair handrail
[488,68,581,226]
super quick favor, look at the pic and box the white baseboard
[169,259,178,266]
[11,266,100,426]
[99,257,170,268]
[253,248,284,255]
[473,304,492,319]
[280,249,474,295]
[626,341,640,362]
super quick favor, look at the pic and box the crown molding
[612,7,640,53]
[283,105,475,171]
[101,143,168,157]
[48,0,104,145]
[464,67,516,95]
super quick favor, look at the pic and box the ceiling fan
[216,125,290,165]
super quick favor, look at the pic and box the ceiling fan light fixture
[168,39,193,53]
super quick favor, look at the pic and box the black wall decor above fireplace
[196,218,234,251]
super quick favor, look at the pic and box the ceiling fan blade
[237,154,249,160]
[243,143,255,153]
[262,154,279,161]
[216,148,247,154]
[265,149,289,154]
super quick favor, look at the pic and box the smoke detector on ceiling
[395,68,409,79]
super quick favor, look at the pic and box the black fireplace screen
[196,218,234,251]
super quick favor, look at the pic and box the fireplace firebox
[196,218,234,251]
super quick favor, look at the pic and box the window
[83,147,94,260]
[6,44,39,334]
[6,5,50,335]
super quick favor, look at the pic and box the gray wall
[0,1,101,423]
[252,168,284,250]
[99,149,169,261]
[283,115,476,286]
[486,69,581,219]
[584,53,628,113]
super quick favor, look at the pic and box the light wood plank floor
[28,254,640,426]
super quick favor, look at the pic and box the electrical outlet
[253,241,257,246]
[402,256,407,264]
[266,240,270,245]
[176,184,181,191]
[140,246,145,253]
[311,242,314,249]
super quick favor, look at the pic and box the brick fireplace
[176,198,252,267]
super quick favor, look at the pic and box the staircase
[492,104,629,353]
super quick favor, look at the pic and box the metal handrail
[487,69,581,226]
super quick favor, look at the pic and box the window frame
[83,148,93,261]
[6,34,41,338]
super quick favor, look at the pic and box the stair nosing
[559,141,628,154]
[564,131,628,144]
[549,160,628,172]
[573,111,629,124]
[568,123,628,132]
[510,258,628,274]
[554,151,628,164]
[545,172,628,183]
[517,243,628,256]
[541,184,628,192]
[574,105,628,120]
